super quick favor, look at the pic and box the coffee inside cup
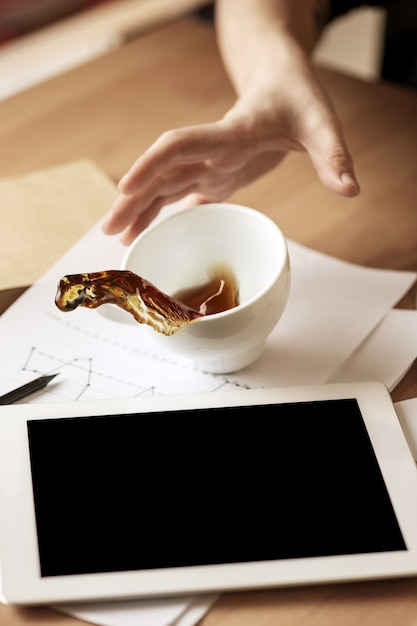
[173,263,239,315]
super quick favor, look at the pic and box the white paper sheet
[328,308,417,389]
[57,594,218,626]
[226,240,417,389]
[170,596,219,626]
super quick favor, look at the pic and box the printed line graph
[21,347,157,401]
[14,310,249,403]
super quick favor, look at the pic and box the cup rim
[121,202,289,321]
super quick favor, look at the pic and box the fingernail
[341,172,359,188]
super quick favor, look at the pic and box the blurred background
[0,0,415,100]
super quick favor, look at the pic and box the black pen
[0,373,59,405]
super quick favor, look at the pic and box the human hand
[101,118,288,244]
[102,44,359,245]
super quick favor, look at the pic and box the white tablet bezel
[1,381,417,606]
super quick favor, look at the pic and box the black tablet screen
[27,399,406,577]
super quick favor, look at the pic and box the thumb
[308,132,360,198]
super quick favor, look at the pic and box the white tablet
[1,381,417,606]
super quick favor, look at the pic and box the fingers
[102,121,253,241]
[180,192,212,209]
[101,183,201,243]
[118,124,229,195]
[117,197,167,245]
[322,159,360,196]
[300,104,361,198]
[119,192,212,245]
[102,159,212,237]
[310,140,360,198]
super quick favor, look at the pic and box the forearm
[215,0,331,94]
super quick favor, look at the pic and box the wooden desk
[1,16,417,626]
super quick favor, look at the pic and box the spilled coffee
[55,266,239,336]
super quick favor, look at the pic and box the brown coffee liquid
[173,264,239,315]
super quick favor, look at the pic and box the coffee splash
[55,267,239,336]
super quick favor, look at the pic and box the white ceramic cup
[121,203,290,374]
